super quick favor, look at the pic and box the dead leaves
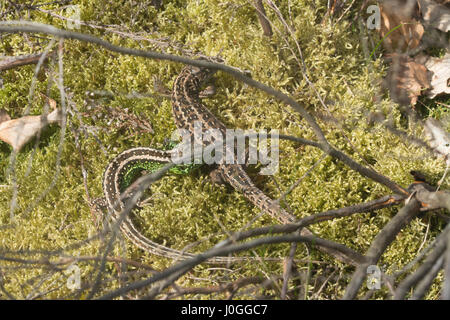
[379,0,450,50]
[385,53,431,105]
[425,53,450,98]
[376,0,450,106]
[385,52,450,105]
[0,99,62,152]
[418,0,450,32]
[372,1,449,177]
[380,1,424,52]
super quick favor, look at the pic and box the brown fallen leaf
[384,53,431,105]
[380,0,425,52]
[424,53,450,98]
[418,0,450,32]
[0,108,62,151]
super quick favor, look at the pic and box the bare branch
[98,233,365,299]
[0,53,51,71]
[253,0,273,37]
[344,199,422,300]
[394,227,448,300]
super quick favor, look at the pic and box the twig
[394,242,446,300]
[441,230,450,300]
[17,39,68,218]
[220,194,404,249]
[253,0,273,37]
[277,153,327,202]
[393,224,450,280]
[343,199,422,299]
[24,39,57,178]
[0,53,52,71]
[336,0,357,24]
[98,233,366,299]
[281,234,299,299]
[166,276,270,299]
[410,255,444,300]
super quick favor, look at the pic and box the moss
[0,0,447,299]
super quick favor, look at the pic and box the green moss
[0,0,447,299]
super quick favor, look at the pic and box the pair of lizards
[100,58,312,263]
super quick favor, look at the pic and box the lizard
[99,57,329,263]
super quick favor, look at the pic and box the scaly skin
[171,61,296,224]
[101,58,311,263]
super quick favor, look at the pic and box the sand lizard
[99,58,313,263]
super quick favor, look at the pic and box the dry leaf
[385,53,431,105]
[424,53,450,98]
[424,118,450,165]
[380,0,425,52]
[0,108,62,151]
[418,0,450,32]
